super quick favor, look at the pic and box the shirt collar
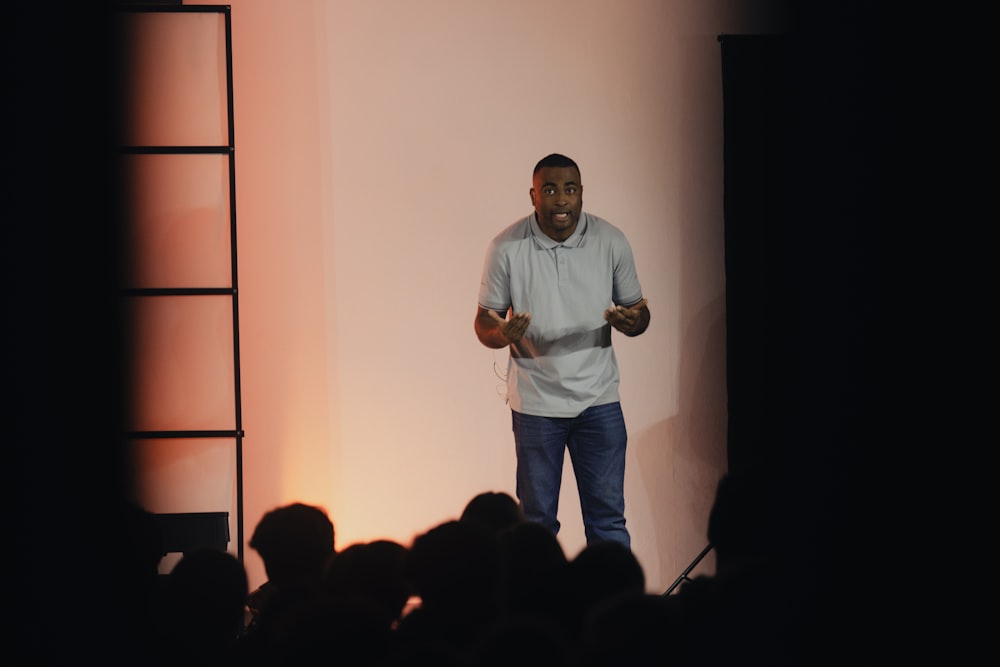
[529,212,588,249]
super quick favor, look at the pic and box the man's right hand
[488,309,531,343]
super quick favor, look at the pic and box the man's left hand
[604,298,648,335]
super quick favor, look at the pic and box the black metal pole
[662,543,714,597]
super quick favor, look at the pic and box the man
[475,153,650,549]
[241,502,336,640]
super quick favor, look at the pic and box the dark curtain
[717,6,879,659]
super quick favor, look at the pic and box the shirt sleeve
[478,237,511,313]
[611,233,644,307]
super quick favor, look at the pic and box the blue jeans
[511,402,630,549]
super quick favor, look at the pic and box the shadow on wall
[633,295,727,589]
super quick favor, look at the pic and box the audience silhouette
[497,519,572,626]
[234,501,337,663]
[581,591,676,667]
[563,538,647,652]
[322,538,411,630]
[154,547,248,666]
[464,612,575,667]
[660,471,798,665]
[112,476,828,666]
[116,501,169,654]
[459,490,527,536]
[392,519,507,660]
[569,539,646,611]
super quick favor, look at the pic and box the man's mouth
[553,211,571,222]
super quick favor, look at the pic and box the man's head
[249,502,335,587]
[530,153,583,243]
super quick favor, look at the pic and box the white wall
[178,0,789,593]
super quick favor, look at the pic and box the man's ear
[529,187,536,207]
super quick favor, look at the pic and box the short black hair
[533,153,579,175]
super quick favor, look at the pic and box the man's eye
[565,187,576,194]
[544,188,556,195]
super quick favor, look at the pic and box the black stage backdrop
[718,5,879,662]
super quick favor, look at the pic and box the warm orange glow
[121,11,228,147]
[129,296,236,432]
[123,0,758,593]
[124,154,232,288]
[121,8,242,571]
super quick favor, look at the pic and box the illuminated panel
[130,436,239,571]
[122,153,232,288]
[119,10,229,147]
[131,437,237,513]
[127,295,236,433]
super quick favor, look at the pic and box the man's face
[530,166,583,242]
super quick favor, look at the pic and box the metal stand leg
[662,543,714,597]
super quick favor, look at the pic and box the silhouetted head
[569,540,645,609]
[158,548,248,656]
[249,502,335,587]
[404,520,504,615]
[460,491,526,536]
[323,539,411,626]
[498,519,570,620]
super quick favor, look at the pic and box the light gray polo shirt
[478,212,644,417]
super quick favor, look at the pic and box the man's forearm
[475,311,511,349]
